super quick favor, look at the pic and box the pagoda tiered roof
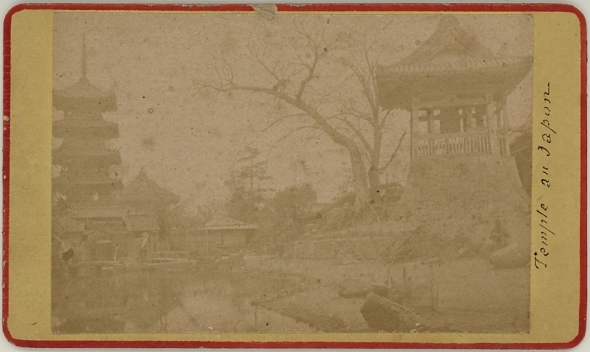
[53,35,117,113]
[53,171,122,188]
[377,16,532,110]
[53,77,117,112]
[53,118,119,140]
[53,138,122,165]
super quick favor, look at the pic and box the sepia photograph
[50,11,533,335]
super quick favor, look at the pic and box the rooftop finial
[81,33,87,80]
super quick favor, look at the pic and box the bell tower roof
[377,16,532,110]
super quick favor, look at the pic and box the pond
[51,265,315,334]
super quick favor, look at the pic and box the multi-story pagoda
[53,37,122,204]
[52,36,127,265]
[376,16,532,265]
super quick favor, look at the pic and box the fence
[415,131,509,157]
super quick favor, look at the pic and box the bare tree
[198,23,406,209]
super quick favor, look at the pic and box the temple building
[376,16,532,265]
[120,169,180,216]
[120,169,181,247]
[204,217,259,248]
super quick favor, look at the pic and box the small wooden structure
[204,217,259,249]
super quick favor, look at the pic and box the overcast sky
[53,12,533,214]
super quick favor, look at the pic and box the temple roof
[123,213,160,233]
[377,16,532,109]
[384,16,530,74]
[121,169,180,207]
[205,217,259,231]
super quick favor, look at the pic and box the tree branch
[328,114,373,154]
[379,109,394,128]
[379,131,406,173]
[264,124,322,163]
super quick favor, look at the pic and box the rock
[489,243,529,268]
[338,278,375,298]
[337,278,402,302]
[372,283,405,305]
[360,292,429,332]
[478,238,505,259]
[457,247,475,259]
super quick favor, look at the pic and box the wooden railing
[497,134,509,156]
[414,131,509,157]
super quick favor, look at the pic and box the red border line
[2,2,587,349]
[578,1,588,347]
[2,0,11,349]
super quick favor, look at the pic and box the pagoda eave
[53,153,122,166]
[53,172,122,185]
[53,94,117,113]
[53,127,119,140]
[54,179,123,189]
[53,120,119,140]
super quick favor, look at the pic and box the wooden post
[402,266,407,306]
[411,98,420,160]
[466,106,474,130]
[403,265,407,282]
[500,98,510,156]
[206,230,209,257]
[426,110,435,155]
[486,93,498,154]
[387,264,392,288]
[254,305,258,332]
[430,279,438,312]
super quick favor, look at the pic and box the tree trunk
[349,147,370,209]
[368,152,381,193]
[368,125,383,193]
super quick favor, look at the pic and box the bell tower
[376,16,532,263]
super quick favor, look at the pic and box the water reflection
[52,266,315,334]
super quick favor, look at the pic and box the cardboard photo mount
[2,2,587,349]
